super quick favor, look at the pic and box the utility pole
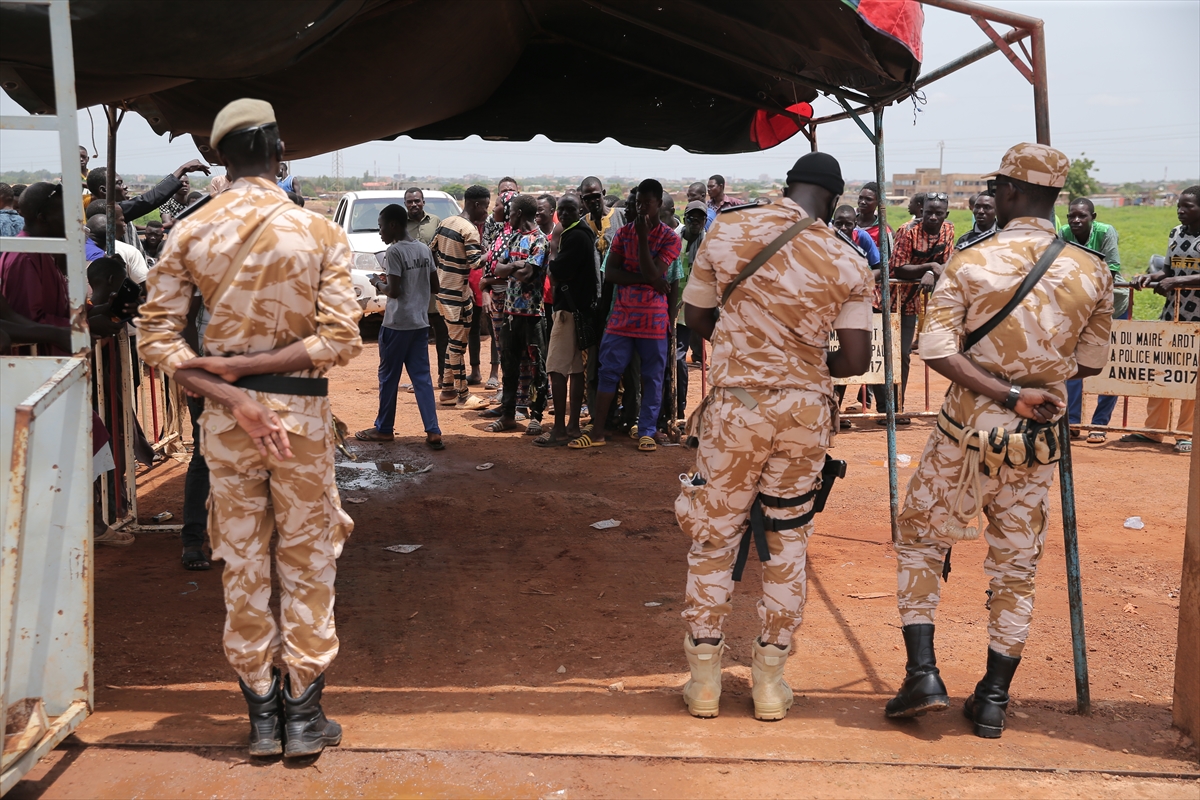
[332,150,343,193]
[938,140,945,173]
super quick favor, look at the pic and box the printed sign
[829,315,902,386]
[1083,320,1200,400]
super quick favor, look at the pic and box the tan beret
[982,142,1070,189]
[210,98,276,151]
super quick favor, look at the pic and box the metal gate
[0,0,92,793]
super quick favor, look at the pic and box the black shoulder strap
[720,215,814,307]
[963,238,1066,351]
[1064,239,1106,261]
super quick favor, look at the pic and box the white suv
[332,189,461,315]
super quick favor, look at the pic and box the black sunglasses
[926,192,948,203]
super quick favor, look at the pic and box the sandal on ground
[1070,428,1081,439]
[894,416,912,426]
[354,428,394,442]
[486,419,519,433]
[401,383,414,393]
[1086,431,1107,444]
[638,435,657,452]
[458,394,491,410]
[568,433,606,450]
[628,424,639,439]
[96,526,135,547]
[1177,440,1193,454]
[525,419,543,436]
[479,407,505,418]
[426,436,445,451]
[533,431,570,448]
[581,422,594,435]
[840,419,851,430]
[1118,433,1157,443]
[485,377,499,390]
[182,549,212,570]
[438,392,459,406]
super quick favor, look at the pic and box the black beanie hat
[786,152,844,196]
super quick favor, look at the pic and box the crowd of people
[2,92,1199,760]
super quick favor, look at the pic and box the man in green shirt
[1061,197,1124,441]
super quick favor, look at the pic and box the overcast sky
[1,0,1196,184]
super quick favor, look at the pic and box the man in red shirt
[0,182,69,351]
[872,192,955,422]
[570,179,681,452]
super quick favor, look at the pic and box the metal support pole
[873,107,900,544]
[1029,21,1051,145]
[1057,417,1091,714]
[103,105,123,258]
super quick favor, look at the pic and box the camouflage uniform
[896,153,1113,658]
[430,215,482,398]
[679,198,873,646]
[137,177,363,694]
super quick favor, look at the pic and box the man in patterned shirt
[429,184,490,410]
[873,192,955,423]
[675,153,872,721]
[137,99,362,759]
[1128,185,1200,453]
[488,194,549,433]
[885,144,1112,740]
[570,179,681,452]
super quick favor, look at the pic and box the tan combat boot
[751,638,794,721]
[682,634,726,718]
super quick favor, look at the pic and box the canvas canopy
[0,0,922,159]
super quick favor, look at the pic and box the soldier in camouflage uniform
[677,152,873,720]
[885,144,1113,739]
[138,99,363,759]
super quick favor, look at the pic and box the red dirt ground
[11,336,1198,798]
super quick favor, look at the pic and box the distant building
[891,167,987,208]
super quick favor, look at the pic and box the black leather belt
[233,374,328,396]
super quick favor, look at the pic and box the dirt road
[13,339,1198,797]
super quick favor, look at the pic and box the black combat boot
[885,624,951,718]
[963,648,1021,738]
[283,673,343,758]
[239,669,283,757]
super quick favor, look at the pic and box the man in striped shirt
[430,184,491,409]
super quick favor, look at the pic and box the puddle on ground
[335,459,432,491]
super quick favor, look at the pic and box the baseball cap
[684,200,707,216]
[210,98,277,151]
[982,143,1069,189]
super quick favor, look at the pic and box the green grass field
[945,205,1178,320]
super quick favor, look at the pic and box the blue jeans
[1066,378,1117,426]
[376,326,441,435]
[598,332,668,439]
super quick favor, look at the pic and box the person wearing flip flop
[676,152,872,720]
[885,144,1113,740]
[489,194,550,433]
[570,179,681,452]
[429,185,492,412]
[1124,185,1200,454]
[137,99,362,759]
[357,203,444,450]
[539,193,597,447]
[1060,197,1126,444]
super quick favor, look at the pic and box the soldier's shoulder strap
[962,238,1066,351]
[1064,239,1107,262]
[955,228,998,251]
[719,214,814,307]
[834,228,867,258]
[719,198,772,214]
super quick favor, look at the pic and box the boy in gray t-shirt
[356,204,444,449]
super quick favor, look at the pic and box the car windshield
[348,196,461,232]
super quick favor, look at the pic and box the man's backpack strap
[207,202,293,312]
[962,238,1065,351]
[719,216,814,308]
